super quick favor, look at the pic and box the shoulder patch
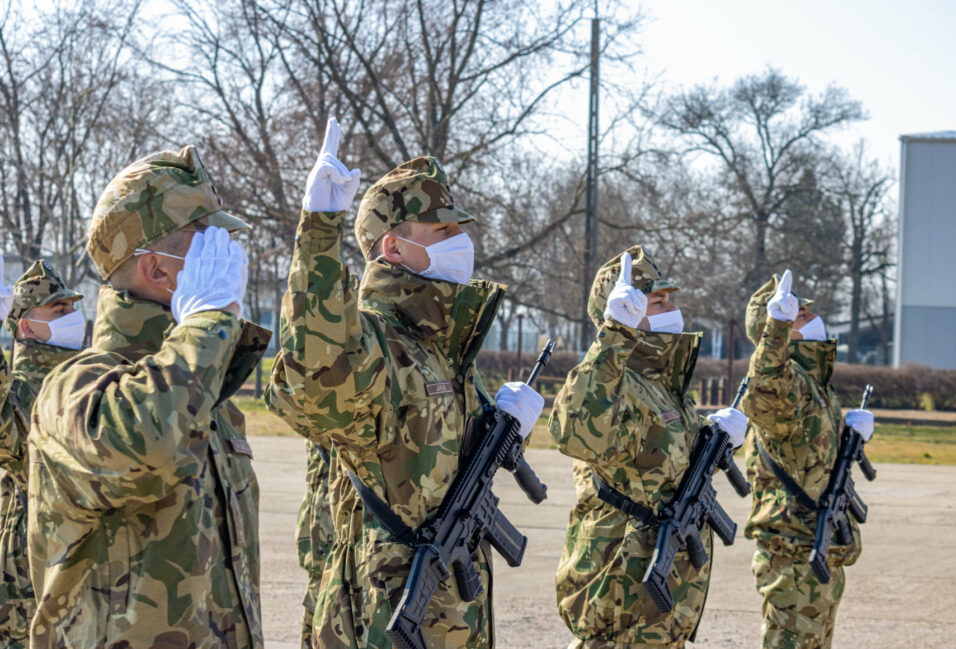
[228,437,253,457]
[425,381,454,396]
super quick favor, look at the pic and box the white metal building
[895,131,956,369]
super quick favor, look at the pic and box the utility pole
[580,7,600,352]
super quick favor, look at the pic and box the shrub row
[477,350,956,411]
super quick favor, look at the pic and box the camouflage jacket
[267,209,503,649]
[28,286,270,648]
[741,315,861,564]
[0,340,78,646]
[550,317,712,645]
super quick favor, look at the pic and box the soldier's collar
[360,260,505,362]
[627,330,701,396]
[789,339,836,385]
[90,285,176,362]
[11,338,80,383]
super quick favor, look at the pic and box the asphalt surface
[252,437,956,649]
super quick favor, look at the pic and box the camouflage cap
[745,273,815,344]
[354,156,473,258]
[5,260,83,335]
[87,145,249,279]
[587,245,680,326]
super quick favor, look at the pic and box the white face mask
[394,232,474,285]
[797,315,827,341]
[646,309,684,334]
[29,309,86,350]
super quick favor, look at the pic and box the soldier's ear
[18,318,39,341]
[137,254,177,292]
[380,233,403,265]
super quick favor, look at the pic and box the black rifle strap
[592,472,661,526]
[754,437,819,512]
[346,471,416,545]
[316,444,330,465]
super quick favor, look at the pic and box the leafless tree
[0,0,158,285]
[657,68,865,294]
[823,141,895,362]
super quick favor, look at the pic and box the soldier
[550,247,748,649]
[0,257,84,648]
[740,269,874,649]
[27,146,270,648]
[267,118,544,649]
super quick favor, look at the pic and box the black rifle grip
[453,558,484,601]
[511,455,548,504]
[858,450,877,481]
[686,531,709,570]
[724,456,751,497]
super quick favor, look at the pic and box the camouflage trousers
[0,500,32,649]
[752,547,845,649]
[299,570,319,649]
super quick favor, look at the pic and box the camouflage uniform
[296,440,335,648]
[27,145,269,648]
[0,261,82,648]
[550,247,711,649]
[267,156,502,649]
[740,276,860,649]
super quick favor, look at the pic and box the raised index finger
[618,252,632,286]
[778,269,793,296]
[320,117,340,158]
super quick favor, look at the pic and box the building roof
[900,131,956,142]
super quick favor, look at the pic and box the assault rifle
[808,384,876,583]
[385,341,554,649]
[642,378,752,614]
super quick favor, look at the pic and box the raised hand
[172,226,248,323]
[603,251,648,330]
[303,117,362,212]
[767,269,799,322]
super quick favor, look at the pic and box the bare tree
[824,141,895,362]
[0,0,155,285]
[657,68,865,293]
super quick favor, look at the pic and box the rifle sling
[592,472,662,527]
[754,437,820,512]
[346,471,417,546]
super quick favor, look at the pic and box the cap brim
[38,289,84,307]
[642,278,680,293]
[416,205,475,225]
[799,297,814,307]
[194,209,250,231]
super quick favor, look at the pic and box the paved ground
[252,437,956,649]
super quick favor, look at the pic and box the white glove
[0,254,13,322]
[303,117,361,212]
[603,252,647,329]
[495,382,545,440]
[767,269,799,322]
[707,407,749,448]
[172,226,248,323]
[845,409,875,442]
